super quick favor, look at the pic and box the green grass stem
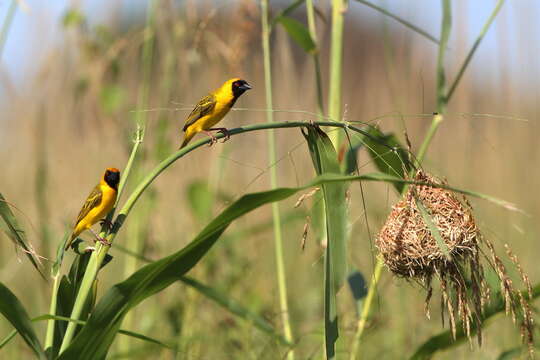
[119,0,156,353]
[446,0,505,102]
[328,0,346,147]
[0,0,17,58]
[261,1,295,358]
[416,0,451,165]
[306,0,324,116]
[44,273,60,350]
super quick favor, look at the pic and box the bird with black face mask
[65,167,120,251]
[179,78,252,149]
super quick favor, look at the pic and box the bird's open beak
[239,83,252,91]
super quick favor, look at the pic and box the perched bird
[179,78,252,149]
[65,167,120,251]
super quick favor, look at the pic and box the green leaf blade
[302,125,348,359]
[0,282,46,359]
[0,193,45,279]
[277,16,317,53]
[363,128,411,193]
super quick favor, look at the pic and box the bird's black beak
[239,82,252,91]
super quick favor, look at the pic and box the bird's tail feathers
[179,132,195,149]
[65,232,77,251]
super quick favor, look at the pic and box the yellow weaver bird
[65,167,120,251]
[179,78,252,149]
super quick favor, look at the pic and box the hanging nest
[376,171,534,354]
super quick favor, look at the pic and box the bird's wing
[183,94,217,131]
[75,185,103,226]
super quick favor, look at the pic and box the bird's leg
[203,130,218,146]
[89,228,111,247]
[99,218,113,231]
[209,127,230,143]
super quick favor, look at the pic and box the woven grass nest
[376,171,534,353]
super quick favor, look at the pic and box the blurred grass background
[0,0,538,358]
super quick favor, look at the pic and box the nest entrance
[376,171,533,353]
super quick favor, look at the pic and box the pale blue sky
[0,0,538,92]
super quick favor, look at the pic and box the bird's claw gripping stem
[95,237,111,247]
[208,127,230,143]
[204,131,218,146]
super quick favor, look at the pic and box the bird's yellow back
[197,78,239,130]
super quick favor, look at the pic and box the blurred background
[0,0,538,358]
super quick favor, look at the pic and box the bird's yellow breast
[77,183,117,232]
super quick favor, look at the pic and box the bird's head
[228,78,252,98]
[103,168,121,190]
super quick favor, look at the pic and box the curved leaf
[0,282,45,359]
[363,128,411,193]
[277,16,316,54]
[302,125,348,359]
[270,0,305,28]
[1,314,172,351]
[0,193,45,279]
[354,0,440,45]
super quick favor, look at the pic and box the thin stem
[44,273,60,350]
[446,0,505,102]
[349,259,383,360]
[306,0,324,115]
[119,0,156,352]
[436,0,452,113]
[0,0,17,58]
[261,1,295,358]
[328,0,346,146]
[415,0,452,165]
[117,126,144,207]
[415,113,444,166]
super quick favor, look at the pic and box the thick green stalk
[328,0,346,146]
[261,1,295,358]
[306,0,328,254]
[59,245,108,352]
[57,120,369,354]
[44,273,60,349]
